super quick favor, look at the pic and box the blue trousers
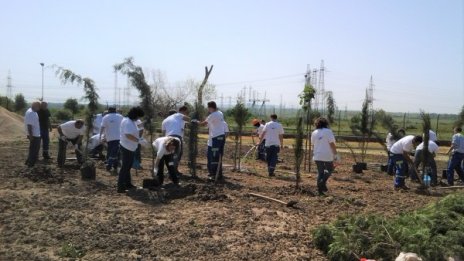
[447,152,464,185]
[256,139,266,161]
[26,137,41,167]
[118,146,134,189]
[265,145,280,175]
[391,153,407,187]
[40,128,50,156]
[315,161,334,190]
[106,140,120,170]
[207,135,225,177]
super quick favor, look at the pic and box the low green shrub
[312,193,464,260]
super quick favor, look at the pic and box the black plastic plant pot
[359,162,368,170]
[352,164,363,174]
[380,164,388,172]
[143,178,161,189]
[442,169,448,179]
[80,164,96,180]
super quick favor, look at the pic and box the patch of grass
[312,193,464,260]
[57,242,86,258]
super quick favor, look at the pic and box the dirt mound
[0,106,25,142]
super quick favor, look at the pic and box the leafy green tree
[13,93,27,112]
[326,92,336,124]
[294,112,304,188]
[350,91,377,163]
[54,109,73,122]
[455,105,464,127]
[0,96,14,111]
[299,83,316,172]
[63,98,79,115]
[231,101,249,171]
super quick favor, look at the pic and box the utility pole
[6,71,13,110]
[259,91,270,118]
[318,60,325,115]
[40,63,44,100]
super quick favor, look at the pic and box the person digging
[57,119,85,167]
[152,137,181,186]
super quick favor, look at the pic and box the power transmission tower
[249,90,261,115]
[318,60,325,115]
[6,70,12,99]
[311,68,319,110]
[367,75,375,122]
[258,91,270,118]
[124,77,131,106]
[219,93,224,109]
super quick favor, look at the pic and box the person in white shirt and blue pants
[446,127,464,186]
[259,114,284,177]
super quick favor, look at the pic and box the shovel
[248,192,298,208]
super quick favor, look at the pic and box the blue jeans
[391,153,408,187]
[447,152,464,185]
[387,151,394,175]
[315,161,334,190]
[265,145,280,175]
[207,135,225,177]
[26,137,41,167]
[256,139,266,161]
[40,128,50,156]
[106,140,120,170]
[118,146,134,189]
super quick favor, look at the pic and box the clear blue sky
[0,0,463,114]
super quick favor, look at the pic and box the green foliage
[350,92,383,161]
[312,193,464,261]
[420,112,431,178]
[326,92,336,124]
[57,242,86,258]
[55,67,99,162]
[0,96,14,111]
[298,84,316,110]
[294,112,304,187]
[455,105,464,127]
[63,98,80,115]
[114,57,155,132]
[13,93,27,112]
[231,101,249,170]
[54,109,73,122]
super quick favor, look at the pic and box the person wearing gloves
[311,117,339,195]
[390,135,423,190]
[100,107,123,172]
[412,140,439,186]
[118,107,145,193]
[57,120,85,167]
[161,106,190,175]
[24,101,41,167]
[152,137,181,186]
[198,101,226,181]
[258,114,284,177]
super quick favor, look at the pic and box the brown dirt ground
[0,138,458,261]
[0,107,25,142]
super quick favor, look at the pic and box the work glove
[60,136,67,142]
[334,154,341,162]
[191,119,199,124]
[74,144,79,150]
[152,168,158,177]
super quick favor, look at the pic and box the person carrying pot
[152,136,181,186]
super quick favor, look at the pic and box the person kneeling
[152,137,181,186]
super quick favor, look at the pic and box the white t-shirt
[101,113,123,141]
[153,137,179,159]
[206,110,225,139]
[223,121,230,133]
[24,108,40,137]
[162,113,185,137]
[119,117,140,151]
[428,130,437,142]
[87,134,102,150]
[60,121,85,139]
[262,120,284,147]
[416,141,439,153]
[311,128,336,162]
[93,114,103,135]
[386,133,395,151]
[390,135,415,154]
[257,124,265,136]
